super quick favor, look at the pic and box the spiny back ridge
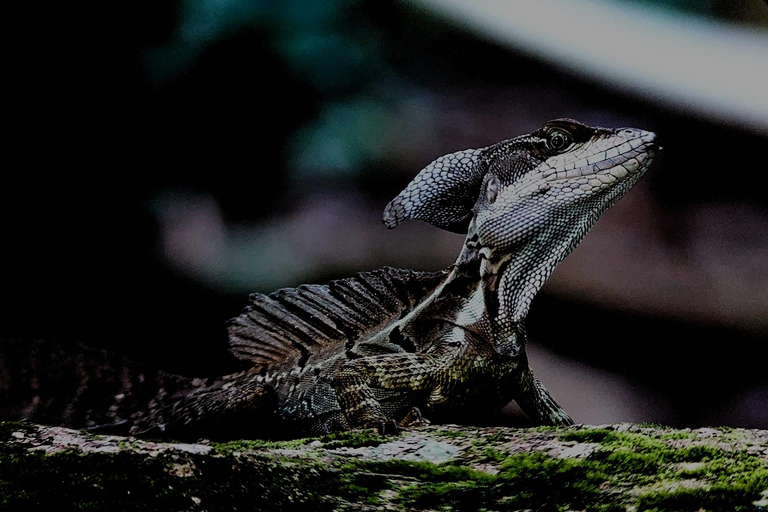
[227,267,446,372]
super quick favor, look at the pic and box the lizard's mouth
[543,129,657,190]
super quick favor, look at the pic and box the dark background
[2,0,767,428]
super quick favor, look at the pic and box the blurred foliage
[135,0,768,202]
[147,0,399,185]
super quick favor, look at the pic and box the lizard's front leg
[331,353,445,430]
[515,368,574,426]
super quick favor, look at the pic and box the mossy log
[1,421,766,511]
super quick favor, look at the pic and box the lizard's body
[0,119,658,438]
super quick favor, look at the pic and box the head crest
[383,148,487,233]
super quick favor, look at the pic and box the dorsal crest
[227,267,447,372]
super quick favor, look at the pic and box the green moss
[212,429,384,454]
[330,428,767,511]
[482,446,507,463]
[673,444,721,463]
[713,427,747,444]
[398,480,482,510]
[556,427,768,510]
[559,428,617,444]
[346,458,491,509]
[3,423,765,511]
[341,451,610,511]
[320,429,385,449]
[637,422,666,429]
[486,431,508,443]
[211,436,310,455]
[336,465,395,503]
[589,447,663,477]
[469,431,507,448]
[636,483,764,512]
[701,449,768,486]
[658,431,695,441]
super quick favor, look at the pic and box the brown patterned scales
[130,119,658,437]
[1,119,658,438]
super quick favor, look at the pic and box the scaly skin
[329,119,658,431]
[1,120,658,438]
[222,119,656,435]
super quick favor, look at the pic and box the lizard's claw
[364,408,430,435]
[377,418,401,436]
[397,407,430,429]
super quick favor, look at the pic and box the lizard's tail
[0,339,205,434]
[128,370,277,439]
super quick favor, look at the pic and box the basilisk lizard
[1,119,657,438]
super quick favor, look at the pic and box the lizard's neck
[471,206,601,354]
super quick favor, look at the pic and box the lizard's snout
[619,127,659,152]
[618,127,655,140]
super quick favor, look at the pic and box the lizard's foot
[397,407,431,429]
[349,414,401,435]
[361,408,430,435]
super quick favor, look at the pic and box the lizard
[0,119,658,439]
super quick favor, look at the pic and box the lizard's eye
[546,130,572,153]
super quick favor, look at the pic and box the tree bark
[1,421,766,511]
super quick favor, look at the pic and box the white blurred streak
[411,0,768,133]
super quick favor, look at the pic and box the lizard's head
[384,119,658,265]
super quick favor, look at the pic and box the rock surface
[1,421,766,511]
